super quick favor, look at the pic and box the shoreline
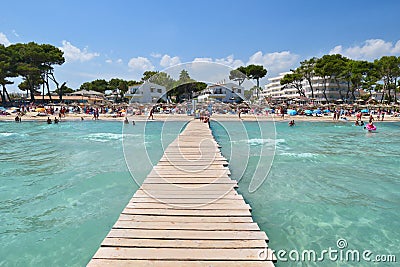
[1,112,400,123]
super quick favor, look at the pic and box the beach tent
[287,109,297,115]
[313,109,322,114]
[323,109,331,113]
[361,109,369,113]
[304,110,313,115]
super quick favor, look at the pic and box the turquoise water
[0,120,185,266]
[212,121,400,266]
[1,120,399,266]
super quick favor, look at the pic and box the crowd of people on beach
[2,101,400,126]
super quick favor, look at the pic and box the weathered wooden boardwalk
[88,120,276,266]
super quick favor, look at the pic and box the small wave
[83,133,122,142]
[247,138,285,146]
[280,152,319,158]
[0,132,27,138]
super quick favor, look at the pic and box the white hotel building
[262,72,349,103]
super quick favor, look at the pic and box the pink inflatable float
[365,123,377,131]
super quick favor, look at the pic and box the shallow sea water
[0,119,399,266]
[212,120,400,266]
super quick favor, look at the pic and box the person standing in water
[369,114,374,123]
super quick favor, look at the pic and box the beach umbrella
[313,109,322,114]
[323,109,331,113]
[361,109,369,113]
[304,109,313,115]
[287,109,297,115]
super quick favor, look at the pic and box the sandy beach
[2,111,400,123]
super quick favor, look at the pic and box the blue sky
[1,0,400,92]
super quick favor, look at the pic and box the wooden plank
[139,184,236,190]
[149,169,230,174]
[106,229,268,240]
[157,162,228,166]
[117,215,254,223]
[100,238,267,248]
[132,192,242,199]
[125,203,251,210]
[135,189,239,195]
[153,166,229,171]
[92,247,275,261]
[160,157,227,161]
[121,208,252,216]
[142,178,236,184]
[113,221,260,231]
[128,197,246,204]
[88,259,275,267]
[147,174,232,178]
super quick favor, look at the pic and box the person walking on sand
[148,106,154,120]
[238,109,242,119]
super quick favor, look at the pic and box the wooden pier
[88,120,276,266]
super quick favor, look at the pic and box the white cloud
[192,55,244,69]
[0,32,11,46]
[215,55,244,69]
[128,56,155,72]
[105,58,123,64]
[247,51,299,78]
[12,30,19,37]
[329,45,343,55]
[160,54,181,68]
[193,57,213,62]
[150,52,162,58]
[59,40,100,62]
[328,39,400,60]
